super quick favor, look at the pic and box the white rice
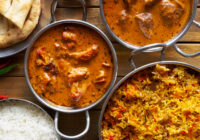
[0,100,60,140]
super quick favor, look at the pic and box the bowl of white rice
[0,98,60,140]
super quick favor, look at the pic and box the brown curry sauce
[28,24,114,108]
[103,0,192,46]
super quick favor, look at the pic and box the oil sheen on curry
[28,24,113,108]
[103,0,192,46]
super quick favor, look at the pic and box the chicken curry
[28,24,114,108]
[103,0,192,47]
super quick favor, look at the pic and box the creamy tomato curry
[103,0,192,46]
[28,24,113,108]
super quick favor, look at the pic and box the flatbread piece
[0,0,41,48]
[2,0,34,29]
[0,0,11,14]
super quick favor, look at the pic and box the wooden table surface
[0,0,200,139]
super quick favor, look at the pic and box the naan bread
[0,0,41,48]
[0,0,11,14]
[0,0,34,29]
[0,15,8,34]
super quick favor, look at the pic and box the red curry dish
[28,24,114,108]
[103,0,192,46]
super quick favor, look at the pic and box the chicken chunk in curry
[28,24,114,107]
[67,44,99,62]
[160,0,184,22]
[135,13,154,39]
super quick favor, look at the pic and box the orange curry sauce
[28,24,114,108]
[103,0,192,46]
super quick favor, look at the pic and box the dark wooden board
[1,0,200,139]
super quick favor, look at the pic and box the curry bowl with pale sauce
[100,0,199,50]
[24,20,118,113]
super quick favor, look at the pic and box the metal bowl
[24,1,118,138]
[100,0,200,52]
[25,19,118,113]
[98,60,200,139]
[0,98,60,139]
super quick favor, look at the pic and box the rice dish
[101,64,200,139]
[0,100,60,140]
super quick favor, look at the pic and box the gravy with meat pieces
[28,24,113,108]
[103,0,192,46]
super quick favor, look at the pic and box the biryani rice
[101,64,200,140]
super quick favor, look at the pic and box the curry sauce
[103,0,192,46]
[28,24,114,108]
